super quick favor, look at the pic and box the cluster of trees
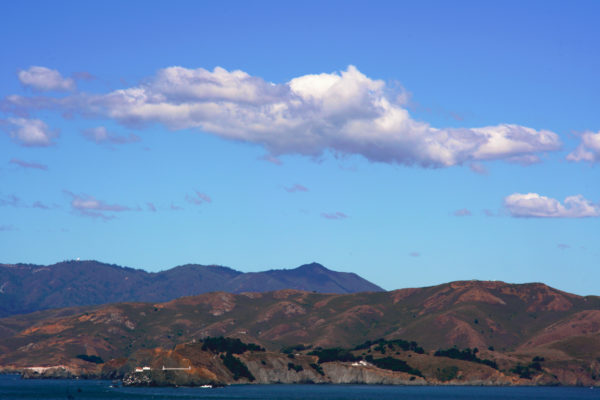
[308,348,361,364]
[220,352,255,381]
[76,354,104,364]
[201,336,264,354]
[281,344,311,354]
[433,347,497,369]
[365,355,423,376]
[199,336,263,381]
[287,362,303,372]
[309,363,324,375]
[510,356,545,379]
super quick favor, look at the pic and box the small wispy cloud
[186,191,212,205]
[506,154,542,166]
[147,202,157,212]
[72,71,95,81]
[453,208,472,217]
[483,209,495,217]
[450,112,464,122]
[567,130,600,163]
[259,154,283,166]
[4,118,58,147]
[82,126,141,145]
[0,195,57,210]
[284,184,308,193]
[170,203,183,211]
[321,211,348,220]
[469,162,488,175]
[0,224,17,232]
[557,243,570,250]
[0,194,23,207]
[18,66,75,92]
[9,158,48,171]
[409,251,420,257]
[64,190,133,220]
[32,201,55,210]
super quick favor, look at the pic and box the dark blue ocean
[1,375,598,400]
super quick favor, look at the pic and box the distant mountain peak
[0,260,383,317]
[295,262,329,272]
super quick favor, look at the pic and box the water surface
[1,375,598,400]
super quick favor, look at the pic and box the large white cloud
[504,193,600,218]
[5,118,57,147]
[18,66,75,92]
[566,131,600,163]
[5,65,561,167]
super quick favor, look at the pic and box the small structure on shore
[162,365,191,371]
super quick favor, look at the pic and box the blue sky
[1,1,599,295]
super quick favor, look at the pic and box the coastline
[3,364,596,388]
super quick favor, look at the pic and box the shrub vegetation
[220,352,255,381]
[310,363,324,375]
[201,336,264,354]
[76,354,104,364]
[369,356,423,376]
[308,348,360,364]
[434,347,497,369]
[287,362,303,372]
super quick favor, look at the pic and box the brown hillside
[1,280,599,385]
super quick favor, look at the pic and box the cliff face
[320,363,426,385]
[238,352,427,385]
[241,353,327,384]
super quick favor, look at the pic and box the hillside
[1,280,599,385]
[0,260,383,317]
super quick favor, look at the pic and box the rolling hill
[1,280,599,385]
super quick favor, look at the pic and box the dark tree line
[434,347,497,369]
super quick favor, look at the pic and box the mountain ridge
[0,260,384,317]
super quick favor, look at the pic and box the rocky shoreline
[4,356,597,388]
[3,335,599,388]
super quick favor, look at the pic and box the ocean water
[0,375,598,400]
